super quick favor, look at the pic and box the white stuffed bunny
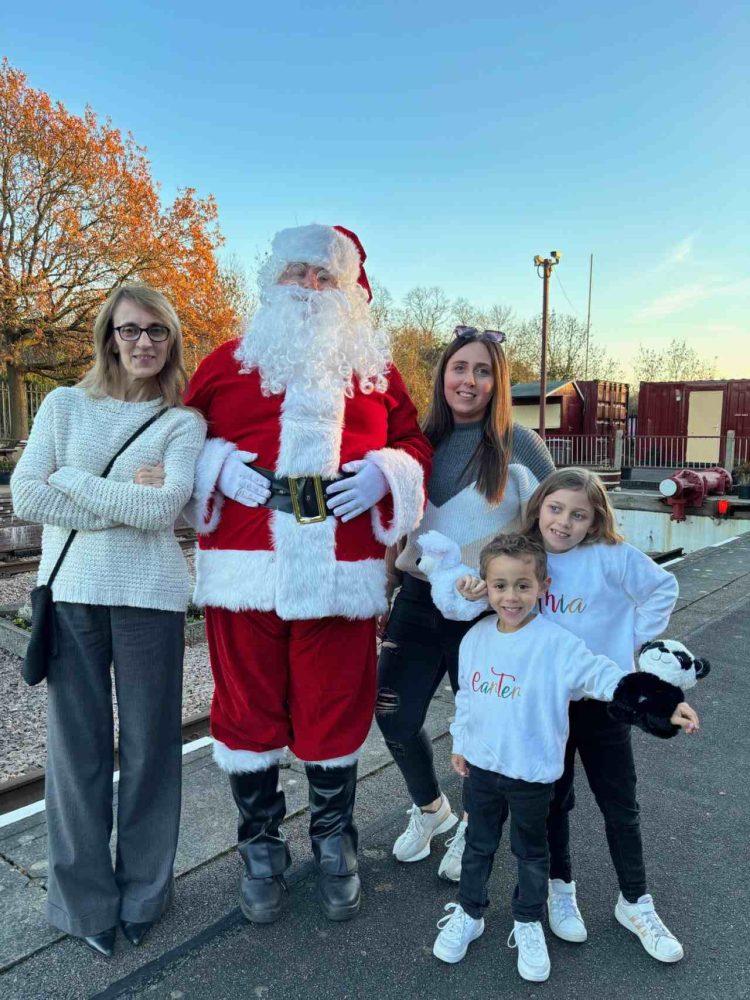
[416,530,489,622]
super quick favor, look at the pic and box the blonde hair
[78,283,187,406]
[522,468,623,545]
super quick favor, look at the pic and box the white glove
[217,450,271,508]
[325,459,389,522]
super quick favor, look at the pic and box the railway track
[0,534,196,577]
[0,710,211,818]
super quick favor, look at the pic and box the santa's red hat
[269,224,373,301]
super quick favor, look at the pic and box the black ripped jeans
[376,574,484,809]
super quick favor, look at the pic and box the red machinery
[659,467,733,522]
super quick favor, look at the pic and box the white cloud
[635,284,709,320]
[663,234,697,267]
[634,277,750,321]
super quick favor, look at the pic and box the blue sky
[4,1,747,377]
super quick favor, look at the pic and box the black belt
[251,466,351,524]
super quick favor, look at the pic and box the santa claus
[184,224,431,924]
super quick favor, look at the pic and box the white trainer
[393,793,457,863]
[433,903,484,963]
[438,819,467,882]
[507,920,551,982]
[547,879,588,942]
[615,893,684,962]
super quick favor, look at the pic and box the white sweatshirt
[11,387,206,612]
[539,542,678,674]
[451,614,626,783]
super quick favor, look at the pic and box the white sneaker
[615,893,684,962]
[547,879,588,942]
[433,903,484,963]
[507,920,551,982]
[393,793,457,862]
[438,819,467,882]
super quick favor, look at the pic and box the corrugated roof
[511,380,573,399]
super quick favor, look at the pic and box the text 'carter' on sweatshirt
[451,614,626,784]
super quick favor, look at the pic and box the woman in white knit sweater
[375,327,555,881]
[11,284,206,957]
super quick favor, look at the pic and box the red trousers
[205,607,377,762]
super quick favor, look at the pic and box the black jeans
[546,699,647,903]
[376,574,481,809]
[459,764,554,922]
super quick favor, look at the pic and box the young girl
[522,467,685,962]
[376,327,555,880]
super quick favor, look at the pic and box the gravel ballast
[0,558,214,784]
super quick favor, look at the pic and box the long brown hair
[78,283,187,407]
[522,468,623,545]
[421,333,512,504]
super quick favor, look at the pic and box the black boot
[120,919,154,947]
[229,767,291,924]
[82,927,116,957]
[306,763,362,921]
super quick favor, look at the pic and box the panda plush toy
[609,639,710,738]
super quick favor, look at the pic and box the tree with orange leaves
[0,59,241,439]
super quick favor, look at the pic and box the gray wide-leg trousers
[45,603,184,937]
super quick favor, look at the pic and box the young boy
[432,533,697,982]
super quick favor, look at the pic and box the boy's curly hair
[479,533,548,583]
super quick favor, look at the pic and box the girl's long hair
[522,467,623,544]
[78,283,187,407]
[421,333,512,504]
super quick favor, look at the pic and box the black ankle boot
[121,919,154,947]
[229,767,291,924]
[306,762,361,921]
[82,927,116,957]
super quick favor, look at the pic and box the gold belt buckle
[288,475,327,524]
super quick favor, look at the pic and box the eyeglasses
[453,325,506,344]
[114,324,170,343]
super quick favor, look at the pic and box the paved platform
[1,534,749,999]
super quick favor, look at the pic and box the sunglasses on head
[452,325,506,344]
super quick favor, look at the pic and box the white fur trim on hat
[212,741,286,774]
[269,224,361,287]
[365,446,426,546]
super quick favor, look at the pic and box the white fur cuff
[366,447,426,546]
[182,437,236,534]
[212,740,286,774]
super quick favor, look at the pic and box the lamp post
[533,250,561,440]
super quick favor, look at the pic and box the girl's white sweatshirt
[539,541,679,673]
[451,614,626,783]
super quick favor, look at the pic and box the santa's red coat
[184,339,431,622]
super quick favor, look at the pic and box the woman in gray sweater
[375,327,554,881]
[11,284,205,956]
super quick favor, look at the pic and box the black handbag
[21,408,167,686]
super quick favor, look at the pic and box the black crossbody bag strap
[46,407,168,589]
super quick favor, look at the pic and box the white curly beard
[235,284,391,398]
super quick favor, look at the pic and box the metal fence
[546,432,750,473]
[0,381,52,441]
[621,435,723,469]
[545,435,615,468]
[735,437,750,466]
